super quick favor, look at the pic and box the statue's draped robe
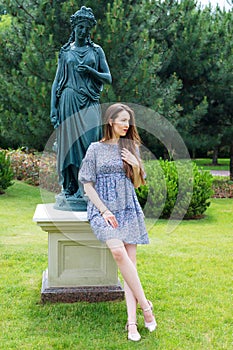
[55,43,103,192]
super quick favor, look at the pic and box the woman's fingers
[121,148,139,167]
[103,211,118,228]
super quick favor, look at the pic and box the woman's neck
[103,138,119,145]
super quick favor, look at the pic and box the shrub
[0,150,14,194]
[7,148,60,193]
[137,160,166,218]
[39,151,60,193]
[212,177,233,198]
[185,164,214,218]
[135,184,149,209]
[139,160,213,219]
[8,148,40,186]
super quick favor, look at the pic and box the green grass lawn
[0,181,233,350]
[193,158,230,171]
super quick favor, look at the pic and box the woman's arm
[132,165,143,189]
[84,182,118,228]
[84,182,108,214]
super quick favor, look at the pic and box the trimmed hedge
[0,150,14,194]
[136,160,214,219]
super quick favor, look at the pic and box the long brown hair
[102,103,145,185]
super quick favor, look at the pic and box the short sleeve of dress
[78,143,96,184]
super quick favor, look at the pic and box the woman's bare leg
[106,239,154,324]
[124,244,138,334]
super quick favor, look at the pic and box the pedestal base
[33,204,124,303]
[54,193,87,211]
[41,269,124,303]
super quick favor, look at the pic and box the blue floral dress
[78,142,149,245]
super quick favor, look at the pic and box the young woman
[78,103,157,341]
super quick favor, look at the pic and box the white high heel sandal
[143,300,157,332]
[125,322,141,342]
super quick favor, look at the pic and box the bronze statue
[50,6,112,210]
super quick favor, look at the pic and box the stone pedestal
[33,204,124,303]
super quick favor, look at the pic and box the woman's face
[75,21,91,41]
[110,110,130,138]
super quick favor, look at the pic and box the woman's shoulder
[88,141,115,152]
[85,142,105,159]
[87,141,102,150]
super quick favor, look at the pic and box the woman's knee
[112,248,126,262]
[106,239,126,263]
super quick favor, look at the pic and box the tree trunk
[230,142,233,181]
[212,146,218,166]
[192,148,196,159]
[163,147,169,160]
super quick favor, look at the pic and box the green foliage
[101,0,182,113]
[193,158,230,171]
[140,160,213,219]
[135,184,148,209]
[186,163,214,218]
[162,1,233,163]
[7,148,40,185]
[0,0,181,151]
[0,1,115,149]
[0,149,14,193]
[0,13,11,29]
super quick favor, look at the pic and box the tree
[206,8,233,178]
[159,0,233,178]
[98,0,183,156]
[0,0,182,156]
[0,0,113,150]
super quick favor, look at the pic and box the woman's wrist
[100,206,108,215]
[101,209,107,215]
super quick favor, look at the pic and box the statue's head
[70,6,97,30]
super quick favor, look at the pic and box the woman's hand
[121,148,139,168]
[102,210,118,228]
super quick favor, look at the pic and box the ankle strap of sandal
[127,322,138,326]
[143,306,151,312]
[143,300,153,313]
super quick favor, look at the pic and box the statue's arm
[96,47,112,84]
[78,47,112,85]
[50,58,61,127]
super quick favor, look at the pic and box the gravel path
[210,170,230,176]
